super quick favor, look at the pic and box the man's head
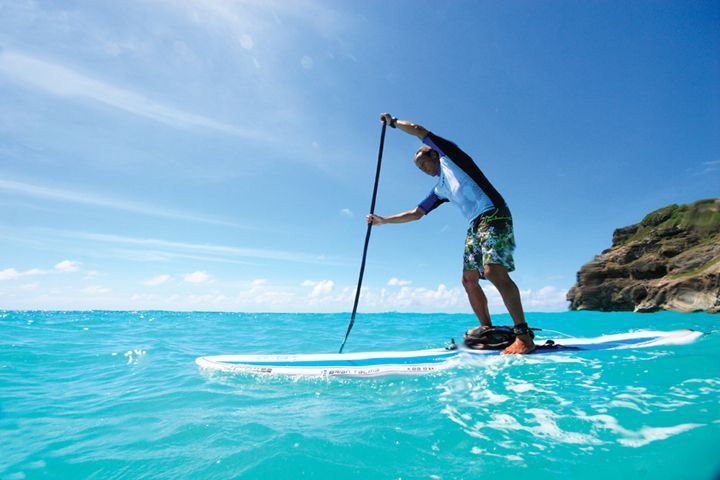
[414,146,440,176]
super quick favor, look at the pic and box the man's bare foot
[502,334,536,354]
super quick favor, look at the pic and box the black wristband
[389,116,398,128]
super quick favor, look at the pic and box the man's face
[415,151,439,176]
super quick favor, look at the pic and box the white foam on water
[608,389,694,411]
[483,391,510,404]
[124,348,147,365]
[487,413,522,430]
[578,412,706,448]
[552,395,573,407]
[464,423,491,440]
[470,446,524,462]
[607,400,645,412]
[526,408,601,445]
[506,382,534,393]
[523,354,588,365]
[461,408,604,446]
[463,377,510,404]
[617,423,705,447]
[678,378,720,396]
[440,404,470,429]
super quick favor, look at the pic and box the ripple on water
[1,311,719,479]
[435,349,719,467]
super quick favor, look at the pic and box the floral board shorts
[464,205,516,279]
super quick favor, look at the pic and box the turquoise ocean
[1,310,719,480]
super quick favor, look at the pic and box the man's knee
[484,264,510,285]
[461,270,481,291]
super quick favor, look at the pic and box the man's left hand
[366,214,385,226]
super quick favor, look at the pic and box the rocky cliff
[567,199,720,313]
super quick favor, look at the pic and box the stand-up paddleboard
[195,329,704,378]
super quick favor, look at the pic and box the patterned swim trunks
[464,205,516,278]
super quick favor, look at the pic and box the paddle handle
[339,120,387,353]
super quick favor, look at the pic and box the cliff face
[567,199,720,313]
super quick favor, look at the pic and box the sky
[0,0,718,313]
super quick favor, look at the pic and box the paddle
[339,119,388,353]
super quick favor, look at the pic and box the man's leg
[462,269,492,329]
[483,264,525,325]
[484,264,535,354]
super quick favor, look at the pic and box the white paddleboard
[195,329,704,378]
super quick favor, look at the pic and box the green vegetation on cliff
[631,199,720,242]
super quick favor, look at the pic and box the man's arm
[367,207,425,226]
[380,113,428,140]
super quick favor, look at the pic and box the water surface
[1,310,719,479]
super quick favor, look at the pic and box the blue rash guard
[417,132,507,224]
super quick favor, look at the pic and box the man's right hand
[366,214,385,226]
[379,113,427,139]
[379,113,394,124]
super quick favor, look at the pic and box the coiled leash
[463,323,539,350]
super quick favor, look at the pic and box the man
[366,113,535,354]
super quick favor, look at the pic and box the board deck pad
[195,329,704,377]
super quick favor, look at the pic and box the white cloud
[84,270,101,279]
[519,286,569,312]
[0,50,271,140]
[0,268,22,281]
[236,278,295,307]
[0,178,234,226]
[702,160,720,173]
[388,277,412,286]
[51,229,351,267]
[300,55,313,69]
[167,0,350,46]
[340,208,353,218]
[184,271,211,283]
[381,284,467,311]
[55,260,80,272]
[302,279,335,297]
[290,282,568,314]
[0,262,80,281]
[142,274,172,286]
[0,1,367,181]
[1,278,570,313]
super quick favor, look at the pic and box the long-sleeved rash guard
[417,132,506,224]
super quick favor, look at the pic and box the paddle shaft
[339,121,388,353]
